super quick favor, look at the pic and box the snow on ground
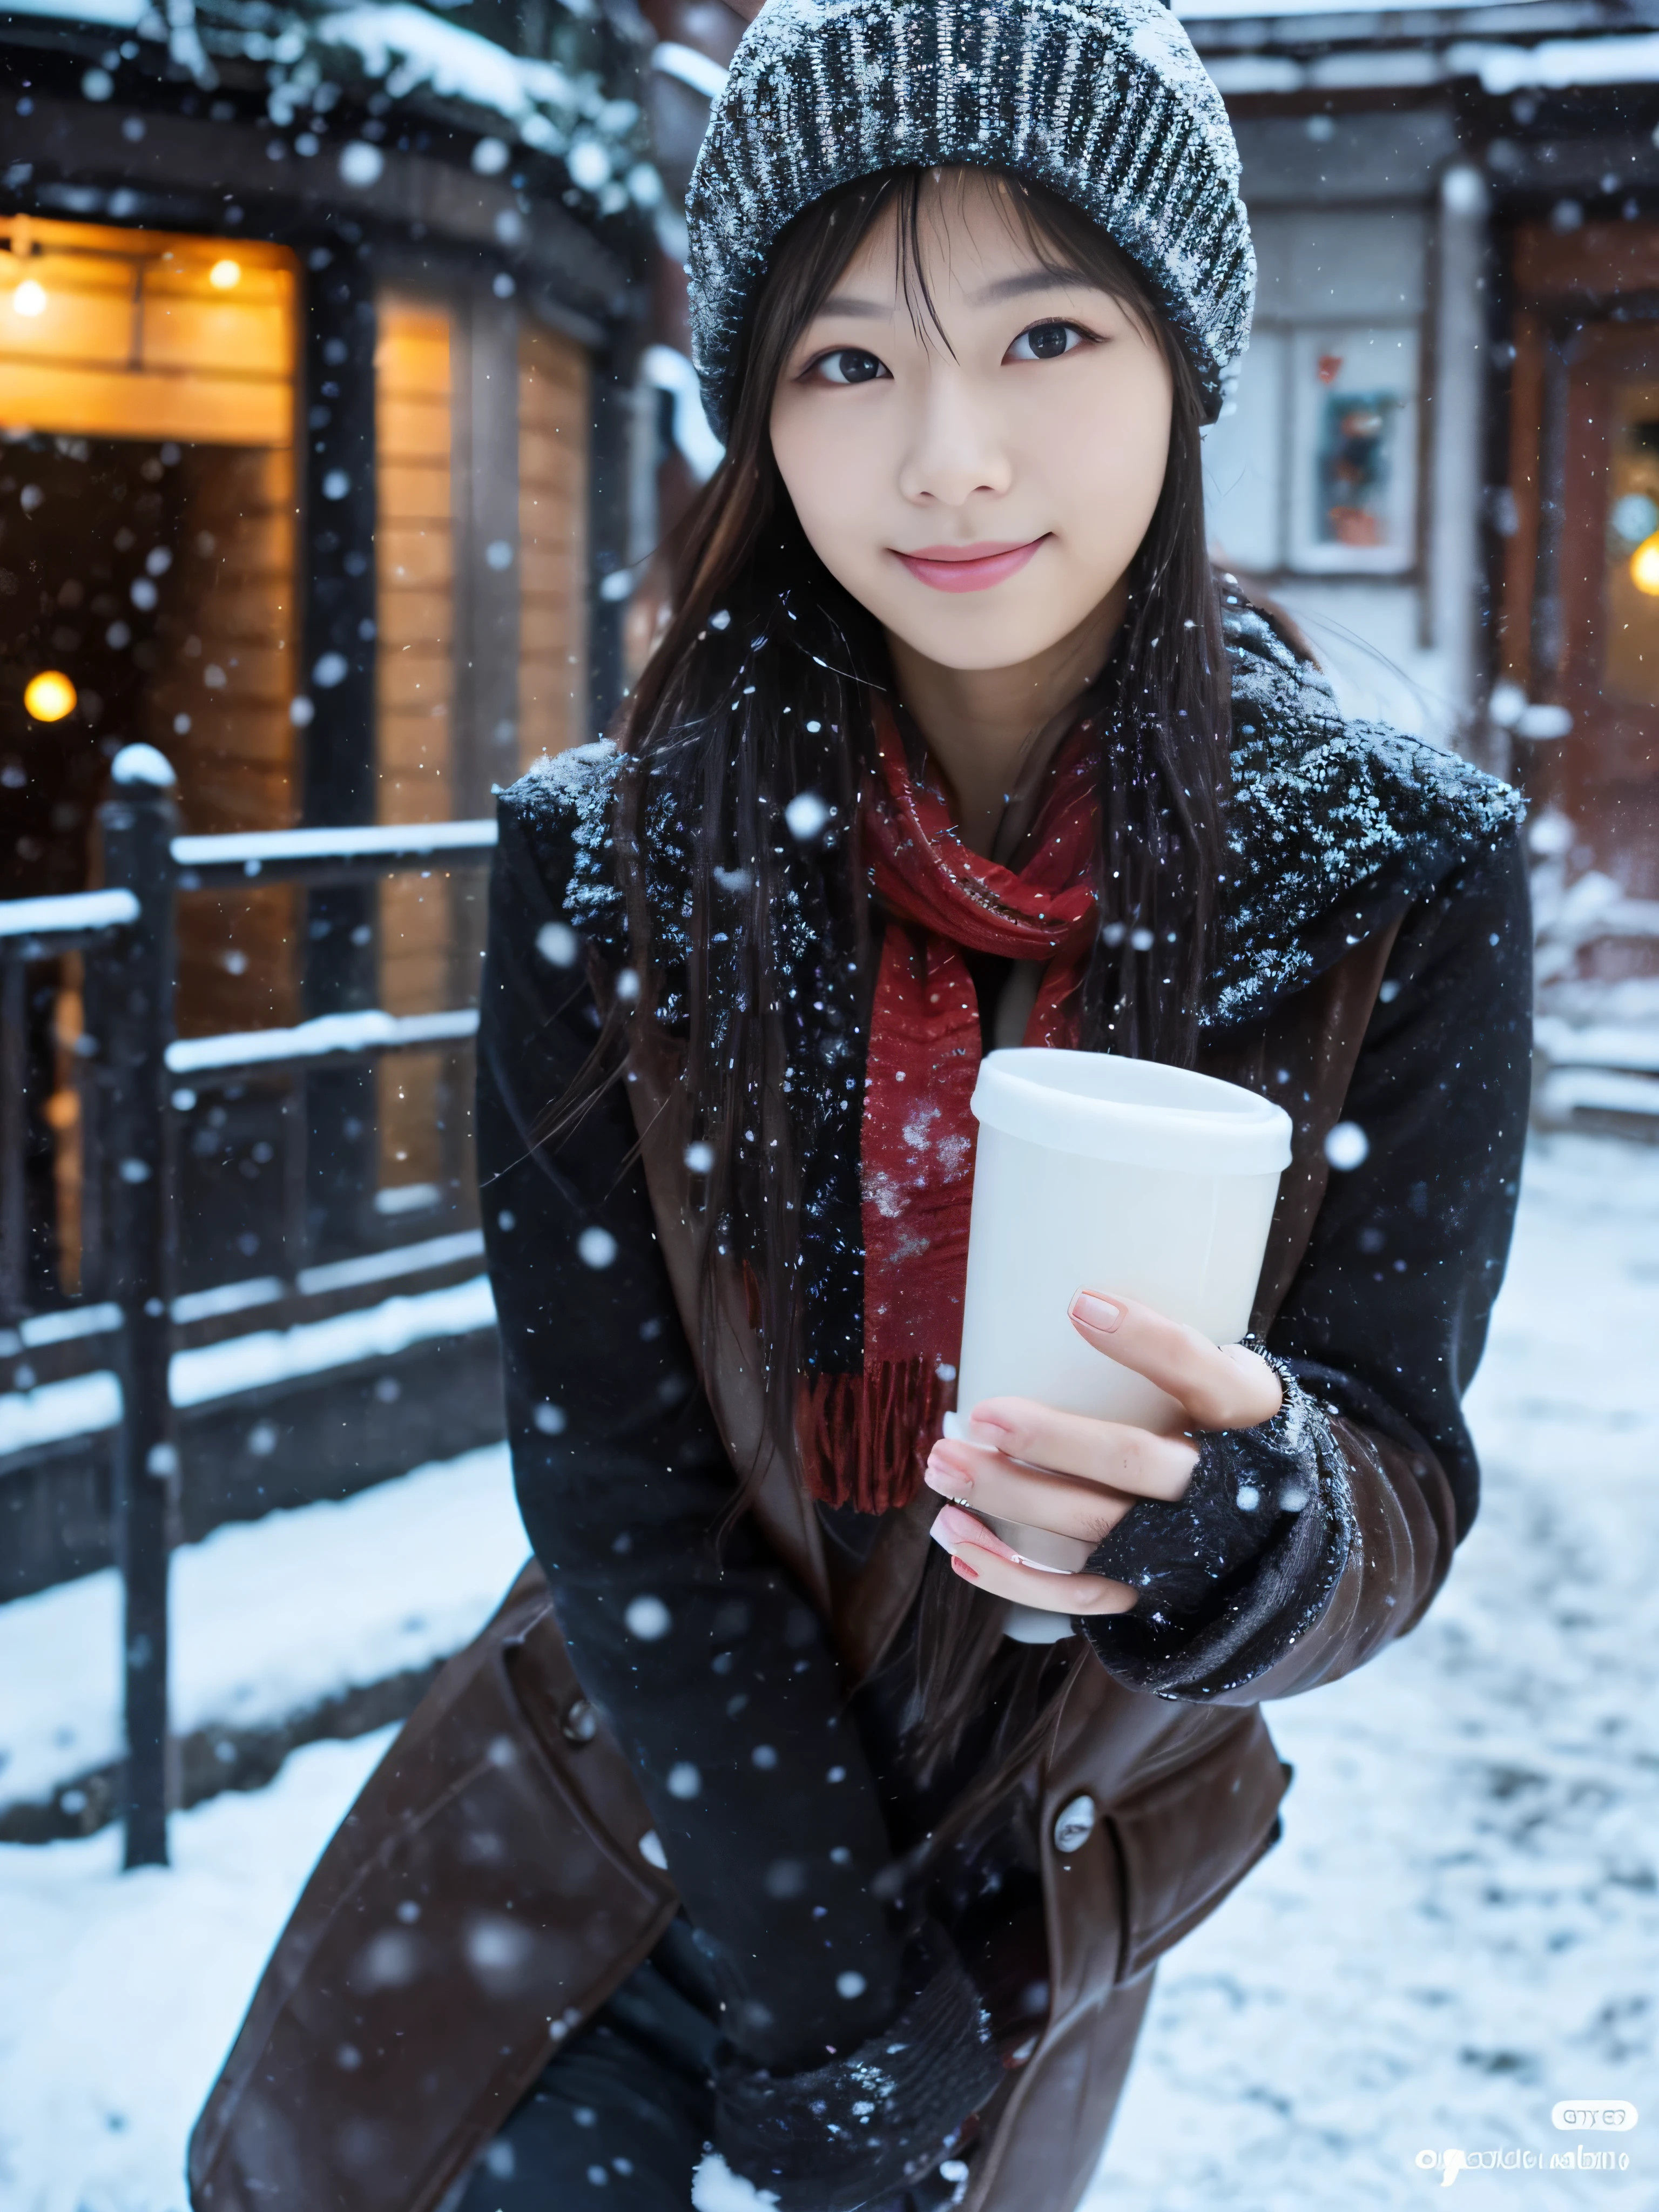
[0,1731,395,2212]
[1,1442,526,1810]
[0,1134,1653,2209]
[1091,1132,1659,2212]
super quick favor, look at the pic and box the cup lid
[970,1048,1293,1174]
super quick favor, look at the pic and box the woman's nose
[895,369,1013,508]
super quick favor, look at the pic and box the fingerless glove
[1078,1348,1356,1700]
[712,1929,1002,2212]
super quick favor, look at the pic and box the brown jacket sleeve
[1204,1407,1459,1704]
[1081,826,1531,1707]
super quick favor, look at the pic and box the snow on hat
[685,0,1255,437]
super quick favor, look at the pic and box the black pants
[456,1920,984,2212]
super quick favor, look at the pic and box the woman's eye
[1008,321,1085,362]
[811,348,888,386]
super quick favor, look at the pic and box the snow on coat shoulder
[1212,601,1525,1030]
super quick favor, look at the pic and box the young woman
[187,5,1530,2210]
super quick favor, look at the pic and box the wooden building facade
[1,1,649,1306]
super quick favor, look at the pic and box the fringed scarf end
[796,1360,955,1515]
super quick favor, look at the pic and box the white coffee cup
[940,1049,1293,1643]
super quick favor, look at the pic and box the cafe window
[1,218,299,1291]
[0,215,294,447]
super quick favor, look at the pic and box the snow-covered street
[1,1132,1655,2211]
[0,1440,525,1814]
[1094,1132,1659,2211]
[0,1730,395,2212]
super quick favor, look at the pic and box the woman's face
[768,170,1174,678]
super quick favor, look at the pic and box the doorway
[1,217,298,1297]
[1502,222,1659,926]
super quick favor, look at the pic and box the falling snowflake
[625,1595,671,1640]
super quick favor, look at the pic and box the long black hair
[606,164,1232,1843]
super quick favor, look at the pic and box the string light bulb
[24,670,77,721]
[208,259,241,291]
[12,278,47,318]
[1632,532,1659,597]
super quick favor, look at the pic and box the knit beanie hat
[685,0,1254,437]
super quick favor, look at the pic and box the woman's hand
[923,1290,1284,1616]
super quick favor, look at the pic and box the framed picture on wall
[1286,324,1420,575]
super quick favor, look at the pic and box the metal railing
[1,890,141,1321]
[0,746,497,1867]
[1531,851,1659,1138]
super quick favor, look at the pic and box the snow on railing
[1536,1065,1659,1124]
[1534,1018,1659,1075]
[174,820,496,866]
[1529,817,1659,1132]
[172,818,497,889]
[1,1302,124,1354]
[0,889,139,941]
[167,1008,480,1079]
[1532,866,1659,989]
[651,39,729,100]
[0,1271,497,1511]
[171,1275,495,1408]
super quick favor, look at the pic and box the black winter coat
[475,603,1532,2096]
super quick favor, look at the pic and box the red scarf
[798,703,1101,1514]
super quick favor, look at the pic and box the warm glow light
[208,258,241,291]
[24,670,77,721]
[12,278,48,318]
[1632,533,1659,597]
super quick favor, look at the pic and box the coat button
[1052,1795,1096,1854]
[562,1698,598,1744]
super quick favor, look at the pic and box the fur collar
[510,599,1525,1033]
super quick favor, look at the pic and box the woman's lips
[893,537,1048,593]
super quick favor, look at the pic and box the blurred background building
[1181,0,1659,923]
[1172,0,1659,1123]
[642,0,1659,925]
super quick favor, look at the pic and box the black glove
[1078,1347,1355,1699]
[712,1927,1002,2212]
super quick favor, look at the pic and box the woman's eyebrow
[810,266,1094,322]
[813,292,889,319]
[970,266,1094,305]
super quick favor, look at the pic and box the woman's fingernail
[950,1554,981,1583]
[935,1506,1020,1562]
[965,1406,1013,1437]
[1071,1291,1124,1333]
[923,1465,961,1496]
